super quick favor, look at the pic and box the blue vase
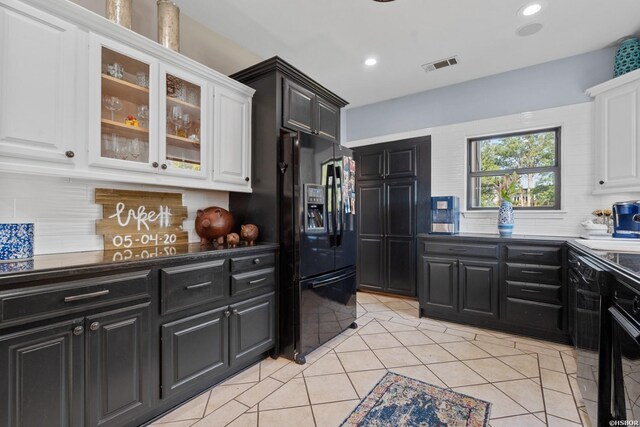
[615,38,640,77]
[0,223,34,261]
[498,201,514,237]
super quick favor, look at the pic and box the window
[468,128,560,210]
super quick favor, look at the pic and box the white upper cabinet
[587,69,640,194]
[0,0,254,192]
[0,0,81,170]
[213,86,252,191]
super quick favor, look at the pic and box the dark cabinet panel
[160,260,227,315]
[161,307,229,398]
[85,303,151,427]
[231,267,276,297]
[506,280,562,304]
[386,238,415,295]
[459,259,499,319]
[230,292,275,366]
[421,256,458,313]
[423,242,499,259]
[385,147,417,179]
[358,238,385,291]
[358,182,384,236]
[506,263,562,285]
[386,180,415,237]
[505,245,562,265]
[0,319,84,427]
[505,298,563,332]
[357,151,384,181]
[231,253,276,272]
[357,181,385,291]
[283,79,314,133]
[316,97,339,143]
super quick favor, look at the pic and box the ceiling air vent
[421,56,459,73]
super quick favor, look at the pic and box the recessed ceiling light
[521,3,542,16]
[364,57,377,66]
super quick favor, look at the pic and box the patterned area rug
[341,372,491,427]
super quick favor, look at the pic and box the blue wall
[345,47,616,142]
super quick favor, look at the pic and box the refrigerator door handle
[308,270,356,289]
[325,164,335,247]
[335,162,343,247]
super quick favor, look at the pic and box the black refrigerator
[280,132,357,364]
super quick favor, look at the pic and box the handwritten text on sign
[95,188,188,251]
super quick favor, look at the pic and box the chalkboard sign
[96,188,188,251]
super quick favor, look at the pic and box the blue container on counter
[0,223,34,261]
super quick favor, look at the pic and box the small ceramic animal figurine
[240,224,259,246]
[226,233,240,248]
[195,206,234,245]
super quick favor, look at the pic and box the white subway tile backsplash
[1,172,229,255]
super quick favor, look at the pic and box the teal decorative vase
[615,38,640,77]
[498,201,514,236]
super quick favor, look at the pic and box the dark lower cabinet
[86,303,151,427]
[459,260,499,319]
[0,319,84,427]
[230,292,275,366]
[420,256,458,314]
[161,307,229,399]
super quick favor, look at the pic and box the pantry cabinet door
[88,33,160,174]
[213,86,252,192]
[0,0,81,168]
[158,63,209,180]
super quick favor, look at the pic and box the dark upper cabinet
[161,306,229,398]
[85,303,151,427]
[459,259,499,319]
[420,256,458,314]
[0,319,84,427]
[357,146,417,182]
[283,79,314,134]
[283,78,341,143]
[229,292,275,367]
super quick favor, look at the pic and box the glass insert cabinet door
[91,35,159,172]
[159,65,208,179]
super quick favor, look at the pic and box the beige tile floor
[149,292,589,427]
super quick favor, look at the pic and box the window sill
[462,210,568,220]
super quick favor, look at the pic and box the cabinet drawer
[505,245,562,265]
[231,268,275,296]
[506,281,562,304]
[160,260,227,315]
[423,242,499,259]
[230,253,275,272]
[506,263,562,285]
[505,297,563,332]
[0,271,151,324]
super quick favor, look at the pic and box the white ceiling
[173,0,640,108]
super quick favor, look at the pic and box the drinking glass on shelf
[136,72,149,88]
[186,88,199,105]
[107,62,124,79]
[137,105,149,128]
[115,137,129,160]
[181,113,192,133]
[130,138,141,160]
[169,105,183,135]
[103,96,123,121]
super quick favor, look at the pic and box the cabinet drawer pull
[253,258,261,265]
[64,290,110,303]
[521,270,543,275]
[249,277,267,285]
[522,288,541,293]
[185,282,212,290]
[448,248,467,253]
[522,252,544,256]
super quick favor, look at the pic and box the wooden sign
[96,188,189,251]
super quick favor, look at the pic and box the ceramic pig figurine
[195,206,234,245]
[240,224,259,246]
[226,233,240,248]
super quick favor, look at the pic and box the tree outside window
[468,128,560,209]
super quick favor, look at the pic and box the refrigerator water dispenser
[304,184,326,232]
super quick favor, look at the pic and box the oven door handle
[308,271,356,289]
[610,306,640,341]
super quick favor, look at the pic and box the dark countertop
[0,242,278,286]
[567,240,640,284]
[417,233,571,244]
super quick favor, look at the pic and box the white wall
[0,173,227,255]
[346,102,640,237]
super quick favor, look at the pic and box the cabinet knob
[232,309,239,315]
[245,177,250,182]
[253,258,261,265]
[634,297,640,315]
[161,163,168,170]
[224,310,230,317]
[152,162,159,168]
[89,322,100,331]
[73,326,84,336]
[65,150,75,158]
[599,180,605,185]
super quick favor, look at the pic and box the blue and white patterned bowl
[0,223,34,262]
